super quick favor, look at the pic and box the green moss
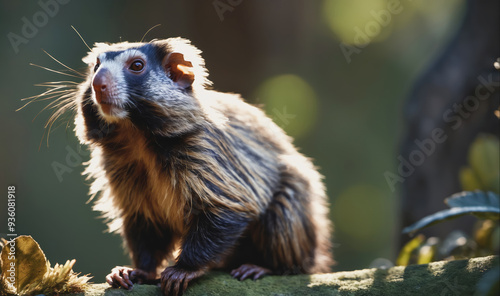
[70,256,498,296]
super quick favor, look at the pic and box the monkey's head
[76,38,212,143]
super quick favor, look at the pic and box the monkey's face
[90,48,145,120]
[80,39,211,138]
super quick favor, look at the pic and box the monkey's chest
[104,154,187,234]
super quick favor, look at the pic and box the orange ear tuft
[164,52,195,88]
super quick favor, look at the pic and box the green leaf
[446,191,500,208]
[403,191,500,235]
[403,207,500,235]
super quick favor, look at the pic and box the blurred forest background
[1,0,492,281]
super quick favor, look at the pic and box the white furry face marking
[92,49,148,122]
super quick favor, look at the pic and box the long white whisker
[42,49,85,77]
[36,81,79,86]
[140,24,161,43]
[33,93,75,122]
[21,89,72,101]
[30,63,81,78]
[71,25,92,51]
[18,90,72,111]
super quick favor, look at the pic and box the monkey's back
[200,91,333,273]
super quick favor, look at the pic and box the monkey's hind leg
[231,169,332,280]
[231,187,316,281]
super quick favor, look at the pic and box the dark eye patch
[94,58,100,72]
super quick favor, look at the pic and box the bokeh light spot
[323,0,395,45]
[333,184,391,244]
[256,74,317,139]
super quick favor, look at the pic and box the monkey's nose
[92,69,110,104]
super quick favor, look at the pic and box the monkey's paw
[161,266,205,296]
[231,264,271,281]
[106,266,156,290]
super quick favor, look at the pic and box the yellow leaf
[459,167,482,192]
[417,237,438,264]
[0,235,48,293]
[474,220,495,249]
[469,134,500,193]
[397,234,425,266]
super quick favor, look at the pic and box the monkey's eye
[129,60,145,72]
[94,58,100,72]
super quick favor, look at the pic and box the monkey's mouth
[99,99,116,107]
[100,102,112,114]
[100,101,123,115]
[94,89,116,107]
[93,88,127,119]
[96,97,127,119]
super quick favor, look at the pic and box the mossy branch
[73,256,498,296]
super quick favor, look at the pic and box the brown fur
[36,37,333,294]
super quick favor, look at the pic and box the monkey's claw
[106,266,155,290]
[231,264,271,281]
[161,266,204,296]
